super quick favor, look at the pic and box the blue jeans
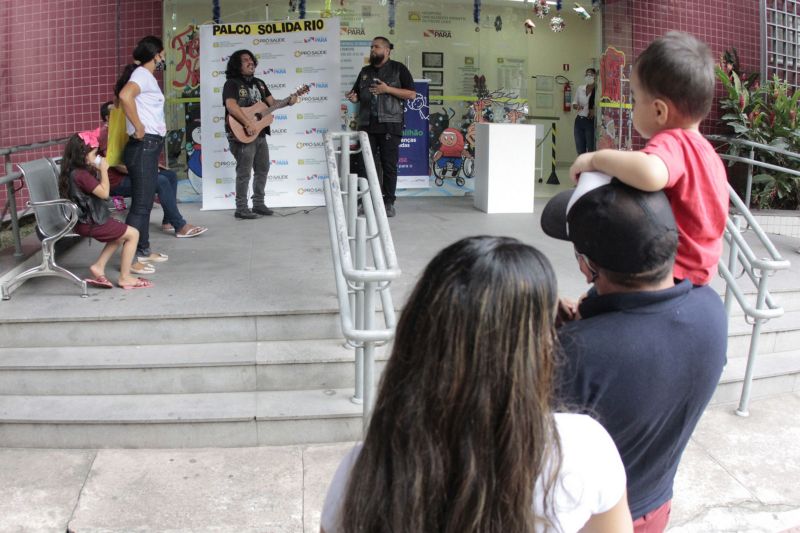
[112,169,186,233]
[229,136,270,211]
[574,115,596,155]
[123,134,163,256]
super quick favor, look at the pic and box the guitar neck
[266,96,293,114]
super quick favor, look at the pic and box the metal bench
[1,158,88,299]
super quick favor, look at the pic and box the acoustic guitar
[227,84,310,143]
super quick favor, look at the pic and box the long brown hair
[57,134,93,199]
[340,236,562,533]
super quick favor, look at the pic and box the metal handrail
[322,131,401,430]
[2,137,71,256]
[707,134,794,416]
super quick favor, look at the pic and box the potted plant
[716,54,800,210]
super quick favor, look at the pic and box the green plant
[716,65,800,210]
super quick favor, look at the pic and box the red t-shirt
[642,129,729,285]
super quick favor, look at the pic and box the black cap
[541,172,678,273]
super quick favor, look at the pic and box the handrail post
[5,155,23,257]
[724,214,741,316]
[736,269,770,417]
[351,216,367,405]
[363,277,377,433]
[745,146,754,208]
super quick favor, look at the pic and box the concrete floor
[0,393,796,532]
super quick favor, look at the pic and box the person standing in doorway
[223,49,297,220]
[346,37,415,218]
[573,67,597,154]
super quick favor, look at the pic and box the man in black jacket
[346,37,415,217]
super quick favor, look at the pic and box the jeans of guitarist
[229,137,270,213]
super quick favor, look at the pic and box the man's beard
[369,53,384,66]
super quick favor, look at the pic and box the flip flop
[119,277,154,290]
[161,224,175,234]
[137,252,169,263]
[175,225,208,238]
[130,262,156,275]
[85,275,113,289]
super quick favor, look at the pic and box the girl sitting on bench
[57,131,153,290]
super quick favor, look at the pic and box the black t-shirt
[350,61,414,136]
[223,76,273,137]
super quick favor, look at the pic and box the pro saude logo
[267,174,289,181]
[302,95,329,103]
[266,82,287,90]
[294,49,327,58]
[296,141,325,149]
[297,186,324,195]
[271,128,288,135]
[253,37,286,45]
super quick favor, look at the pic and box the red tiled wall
[603,0,761,146]
[0,0,161,211]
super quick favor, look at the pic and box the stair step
[0,340,389,395]
[0,388,363,448]
[711,349,800,405]
[727,309,800,359]
[0,311,344,348]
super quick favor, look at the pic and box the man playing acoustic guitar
[223,49,298,219]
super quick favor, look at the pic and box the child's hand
[97,157,109,173]
[570,153,595,183]
[555,297,580,327]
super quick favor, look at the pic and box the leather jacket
[355,60,405,127]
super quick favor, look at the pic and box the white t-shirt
[125,66,166,136]
[575,85,594,118]
[320,413,625,533]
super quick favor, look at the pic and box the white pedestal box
[473,123,537,214]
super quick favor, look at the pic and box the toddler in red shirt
[569,32,728,285]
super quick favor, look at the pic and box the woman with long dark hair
[321,236,632,533]
[115,35,169,273]
[58,132,150,289]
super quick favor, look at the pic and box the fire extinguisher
[563,81,572,112]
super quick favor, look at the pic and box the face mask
[585,75,595,84]
[93,155,103,166]
[155,57,166,71]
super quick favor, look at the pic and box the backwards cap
[540,171,678,273]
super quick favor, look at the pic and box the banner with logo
[399,80,430,188]
[199,19,341,209]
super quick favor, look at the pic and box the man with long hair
[542,172,727,533]
[223,49,296,219]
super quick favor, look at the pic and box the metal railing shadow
[708,135,795,416]
[322,131,400,432]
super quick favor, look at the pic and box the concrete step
[0,340,389,395]
[0,388,364,448]
[727,309,800,359]
[723,287,800,316]
[711,348,800,406]
[0,311,344,348]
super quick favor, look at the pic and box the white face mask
[93,155,103,167]
[585,75,595,84]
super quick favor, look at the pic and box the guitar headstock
[293,84,311,98]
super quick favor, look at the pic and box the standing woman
[115,35,169,271]
[573,67,597,155]
[320,236,633,533]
